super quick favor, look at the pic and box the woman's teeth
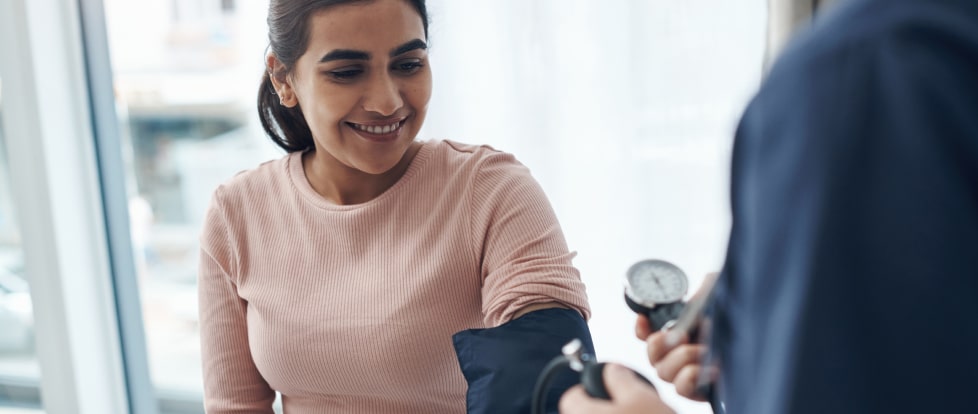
[353,121,400,134]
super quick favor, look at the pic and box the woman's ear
[266,53,298,108]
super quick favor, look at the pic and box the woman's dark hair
[258,0,429,152]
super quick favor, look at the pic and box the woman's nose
[361,74,403,116]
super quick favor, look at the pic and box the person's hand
[559,363,676,414]
[634,272,720,402]
[642,325,713,402]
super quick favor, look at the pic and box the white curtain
[423,2,765,411]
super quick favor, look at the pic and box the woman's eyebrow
[319,49,369,63]
[389,39,427,57]
[317,39,425,63]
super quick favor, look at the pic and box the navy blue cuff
[453,308,595,414]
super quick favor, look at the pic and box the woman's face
[277,0,431,175]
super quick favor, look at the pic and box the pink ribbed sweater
[198,140,590,413]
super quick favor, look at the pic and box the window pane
[103,0,279,411]
[0,79,44,414]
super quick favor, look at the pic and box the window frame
[0,0,157,412]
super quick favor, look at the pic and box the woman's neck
[301,142,422,205]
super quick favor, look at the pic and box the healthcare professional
[560,0,978,412]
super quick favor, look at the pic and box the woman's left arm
[512,302,569,320]
[467,149,591,326]
[453,148,593,414]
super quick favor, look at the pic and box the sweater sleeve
[198,188,276,413]
[469,150,591,327]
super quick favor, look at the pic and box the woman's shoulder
[209,152,294,204]
[425,139,522,172]
[435,139,505,157]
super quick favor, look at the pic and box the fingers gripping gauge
[623,259,689,332]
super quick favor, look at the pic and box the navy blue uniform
[712,0,978,412]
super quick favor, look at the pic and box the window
[103,0,279,410]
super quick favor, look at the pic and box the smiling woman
[262,0,432,197]
[198,0,593,413]
[271,2,432,201]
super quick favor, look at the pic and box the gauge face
[624,259,688,306]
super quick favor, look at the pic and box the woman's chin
[355,159,402,176]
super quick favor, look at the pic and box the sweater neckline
[287,140,433,211]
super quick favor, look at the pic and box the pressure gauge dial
[625,259,688,305]
[623,259,689,332]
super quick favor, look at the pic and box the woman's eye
[393,60,424,74]
[328,68,363,80]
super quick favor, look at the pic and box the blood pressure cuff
[452,308,595,414]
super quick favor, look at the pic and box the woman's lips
[347,119,406,142]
